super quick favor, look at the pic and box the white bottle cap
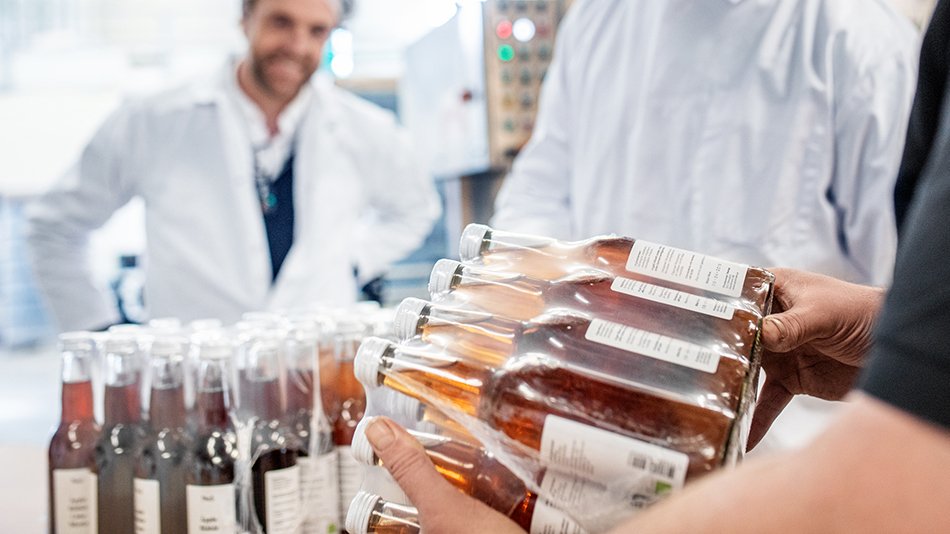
[345,490,382,534]
[428,259,463,296]
[354,337,392,388]
[458,223,491,261]
[350,417,377,466]
[392,298,430,340]
[390,391,424,421]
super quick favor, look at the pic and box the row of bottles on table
[346,224,771,532]
[48,303,390,534]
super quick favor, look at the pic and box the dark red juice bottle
[134,336,191,534]
[238,330,301,534]
[48,332,101,534]
[95,334,145,534]
[184,333,239,534]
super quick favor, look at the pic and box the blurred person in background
[26,0,441,331]
[490,0,920,453]
[361,3,950,529]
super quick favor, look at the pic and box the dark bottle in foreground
[239,329,301,534]
[134,336,191,534]
[458,223,773,316]
[48,332,101,534]
[95,333,145,534]
[185,333,240,534]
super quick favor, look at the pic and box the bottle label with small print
[185,483,236,534]
[539,415,688,507]
[610,277,735,320]
[52,468,98,534]
[530,472,593,534]
[264,465,301,534]
[626,241,748,298]
[584,318,720,373]
[298,452,340,534]
[133,478,161,534]
[337,445,364,514]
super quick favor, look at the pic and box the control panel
[482,0,572,169]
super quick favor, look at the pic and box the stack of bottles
[346,224,774,533]
[47,304,393,534]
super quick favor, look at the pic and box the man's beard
[250,52,316,99]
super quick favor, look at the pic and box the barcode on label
[584,318,720,373]
[628,454,677,480]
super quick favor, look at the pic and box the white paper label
[539,415,688,502]
[133,478,161,534]
[298,452,340,534]
[337,446,364,512]
[610,277,735,320]
[529,472,593,534]
[264,465,301,534]
[186,484,236,534]
[585,318,720,373]
[52,468,98,534]
[626,241,748,298]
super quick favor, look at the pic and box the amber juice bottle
[48,332,101,534]
[134,336,191,534]
[356,336,720,483]
[185,334,239,534]
[352,420,595,533]
[458,224,773,316]
[331,317,369,527]
[95,334,145,534]
[345,491,420,534]
[428,259,759,359]
[393,298,750,416]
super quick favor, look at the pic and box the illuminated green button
[497,44,515,62]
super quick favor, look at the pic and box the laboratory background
[0,0,943,533]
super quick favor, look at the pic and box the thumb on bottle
[761,312,809,353]
[363,417,460,514]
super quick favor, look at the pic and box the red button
[496,20,513,39]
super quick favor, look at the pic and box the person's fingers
[365,417,526,534]
[747,380,793,450]
[761,311,812,354]
[363,417,460,514]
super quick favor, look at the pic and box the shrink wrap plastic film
[350,224,772,533]
[68,304,389,534]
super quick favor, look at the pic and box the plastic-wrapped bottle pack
[347,224,772,534]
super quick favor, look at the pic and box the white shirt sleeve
[26,105,139,331]
[352,117,442,283]
[490,5,577,239]
[830,30,919,287]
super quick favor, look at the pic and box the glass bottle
[95,333,146,534]
[134,335,190,534]
[350,420,590,533]
[428,259,759,359]
[355,337,705,487]
[331,317,369,523]
[392,298,751,406]
[238,329,301,534]
[345,491,420,534]
[185,333,239,534]
[48,332,101,534]
[458,224,773,315]
[286,322,340,534]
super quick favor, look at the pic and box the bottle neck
[61,379,95,422]
[104,381,142,425]
[195,358,234,431]
[382,346,490,418]
[415,305,520,368]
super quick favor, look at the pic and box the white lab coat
[27,67,441,331]
[492,0,919,286]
